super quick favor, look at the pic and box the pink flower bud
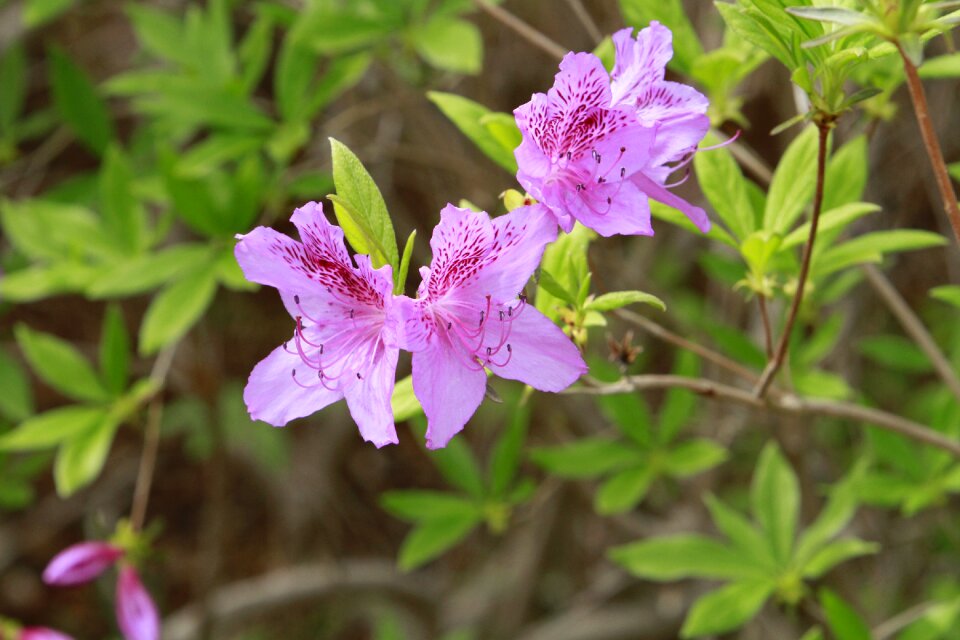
[42,542,124,586]
[115,566,159,640]
[20,628,74,640]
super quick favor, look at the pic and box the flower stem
[753,120,832,398]
[897,43,960,247]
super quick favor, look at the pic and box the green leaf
[395,230,417,295]
[595,466,656,514]
[658,350,701,444]
[1,199,112,262]
[488,392,531,497]
[764,126,819,234]
[328,138,399,270]
[294,7,394,56]
[139,265,218,355]
[704,493,778,569]
[530,438,644,478]
[99,145,146,253]
[398,512,482,571]
[693,132,755,240]
[680,580,774,638]
[392,375,423,422]
[859,335,933,374]
[785,6,875,26]
[814,230,948,277]
[15,325,108,403]
[751,443,799,565]
[238,11,274,93]
[0,406,105,451]
[536,223,594,321]
[795,465,862,565]
[0,45,27,134]
[780,202,880,250]
[175,133,266,178]
[819,589,871,640]
[412,16,482,74]
[822,136,867,210]
[427,92,518,173]
[802,538,879,579]
[919,52,960,79]
[536,270,576,306]
[585,290,666,312]
[931,284,960,309]
[663,439,728,478]
[381,490,481,522]
[99,305,130,396]
[54,416,120,497]
[23,0,74,28]
[47,46,114,155]
[480,113,522,156]
[87,244,214,298]
[126,4,192,67]
[0,349,34,422]
[610,534,764,581]
[650,200,740,248]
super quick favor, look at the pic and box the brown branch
[568,374,960,458]
[614,309,759,383]
[472,0,568,61]
[754,121,832,397]
[897,43,960,247]
[758,296,774,359]
[862,263,960,404]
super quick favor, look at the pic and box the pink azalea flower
[398,204,587,449]
[115,566,159,640]
[514,24,710,237]
[42,541,124,586]
[19,628,74,640]
[235,201,401,447]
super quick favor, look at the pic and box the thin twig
[568,374,960,458]
[873,601,936,640]
[758,296,774,359]
[897,43,960,247]
[754,121,832,397]
[862,263,960,404]
[562,0,603,45]
[472,0,568,61]
[129,344,178,532]
[614,309,759,383]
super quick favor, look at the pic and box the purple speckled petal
[610,22,673,108]
[412,343,486,450]
[115,566,159,640]
[632,171,711,232]
[42,541,123,586]
[343,341,400,448]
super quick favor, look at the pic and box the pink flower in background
[115,566,159,640]
[398,204,587,449]
[18,628,74,640]
[235,201,401,447]
[42,542,158,640]
[514,23,711,236]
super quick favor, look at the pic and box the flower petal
[288,201,352,266]
[631,171,710,232]
[424,204,495,299]
[234,226,319,294]
[343,341,400,448]
[42,541,123,586]
[243,339,344,426]
[484,306,587,391]
[20,628,75,640]
[610,22,673,108]
[549,52,612,113]
[412,343,486,450]
[115,566,160,640]
[560,179,654,237]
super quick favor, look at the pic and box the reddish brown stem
[754,121,832,398]
[898,44,960,246]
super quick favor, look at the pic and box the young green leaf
[663,439,728,478]
[813,230,948,277]
[822,136,868,210]
[392,375,423,422]
[693,133,756,240]
[0,406,105,451]
[530,438,644,478]
[53,416,120,497]
[381,490,481,522]
[487,391,531,498]
[87,244,214,298]
[819,589,871,640]
[328,138,399,271]
[764,126,819,234]
[610,534,763,581]
[100,145,146,254]
[0,349,34,423]
[858,335,933,374]
[780,202,880,250]
[139,265,218,355]
[585,290,666,313]
[680,579,774,638]
[931,284,960,309]
[751,443,799,565]
[47,46,115,155]
[595,466,656,515]
[395,229,417,295]
[704,493,778,570]
[397,512,482,571]
[412,16,482,74]
[801,538,879,579]
[15,325,109,403]
[427,92,518,173]
[99,304,130,396]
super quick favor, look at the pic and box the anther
[507,344,512,352]
[499,310,505,321]
[349,309,355,319]
[294,295,300,304]
[479,311,485,327]
[356,372,362,380]
[598,177,605,184]
[607,197,612,204]
[620,146,626,152]
[620,167,626,178]
[566,151,572,160]
[447,321,452,330]
[486,347,492,355]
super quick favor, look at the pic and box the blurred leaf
[663,438,728,478]
[126,4,192,67]
[15,325,108,403]
[427,92,518,173]
[595,466,655,514]
[329,138,399,271]
[381,490,480,521]
[175,134,266,178]
[751,443,799,565]
[858,335,933,374]
[220,382,290,472]
[931,285,960,310]
[680,579,774,638]
[488,391,531,497]
[919,53,960,78]
[133,84,274,131]
[0,406,104,451]
[238,11,275,93]
[795,464,863,565]
[47,46,114,155]
[412,16,482,74]
[479,113,521,156]
[0,349,33,422]
[659,350,701,444]
[530,438,643,478]
[0,262,100,302]
[398,512,481,571]
[764,126,819,234]
[585,290,666,312]
[536,270,576,306]
[308,53,371,117]
[54,415,119,497]
[0,199,112,262]
[814,230,948,277]
[294,7,395,55]
[704,493,778,569]
[392,375,423,422]
[139,265,218,355]
[819,588,871,640]
[23,0,74,28]
[100,145,146,254]
[802,538,878,579]
[611,534,764,581]
[780,202,880,250]
[822,136,868,210]
[99,304,130,396]
[0,45,27,134]
[87,244,214,298]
